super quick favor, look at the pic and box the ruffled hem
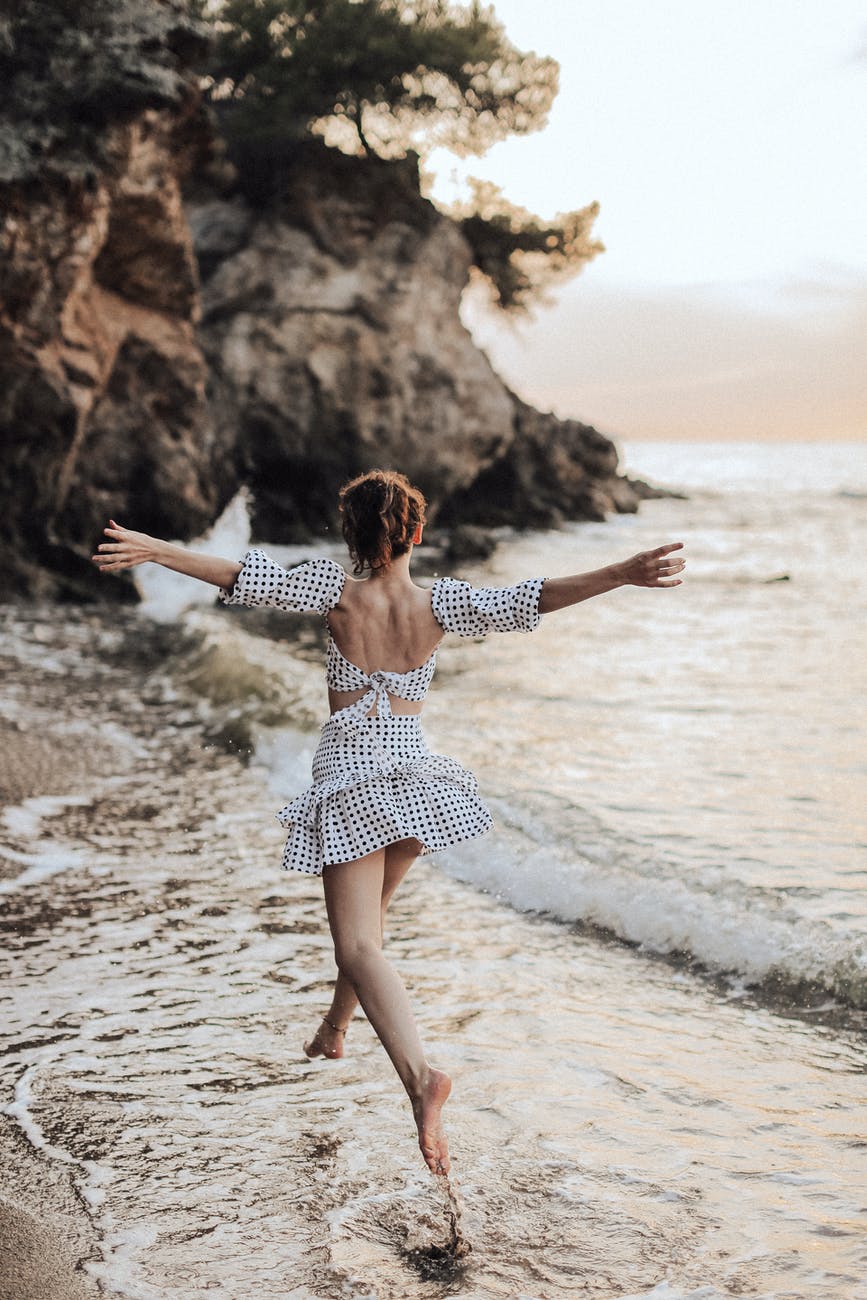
[276,754,493,875]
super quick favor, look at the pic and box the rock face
[0,0,228,598]
[190,142,643,541]
[438,399,639,530]
[1,4,645,600]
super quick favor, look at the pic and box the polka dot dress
[220,549,545,874]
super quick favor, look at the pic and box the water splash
[401,1169,471,1280]
[434,1168,471,1259]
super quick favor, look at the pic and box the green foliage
[193,1,600,308]
[194,0,558,163]
[453,180,604,312]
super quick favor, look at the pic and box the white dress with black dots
[220,548,545,875]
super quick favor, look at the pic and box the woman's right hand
[93,521,243,589]
[92,520,160,574]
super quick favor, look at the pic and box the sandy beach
[1,632,110,1299]
[2,461,866,1300]
[0,605,477,1297]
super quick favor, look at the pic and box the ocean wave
[157,623,867,1015]
[443,794,867,1014]
[163,611,324,754]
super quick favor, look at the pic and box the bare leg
[322,847,451,1173]
[304,838,421,1060]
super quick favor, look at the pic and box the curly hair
[338,470,427,575]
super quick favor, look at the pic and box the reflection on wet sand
[2,604,866,1299]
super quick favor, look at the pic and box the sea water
[1,441,865,1299]
[432,440,867,1008]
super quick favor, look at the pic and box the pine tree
[194,1,601,308]
[197,0,557,162]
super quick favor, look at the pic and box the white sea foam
[7,1063,164,1299]
[443,800,867,1008]
[0,794,92,894]
[85,1223,162,1300]
[618,1285,755,1300]
[3,1065,77,1165]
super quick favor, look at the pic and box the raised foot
[412,1068,452,1175]
[303,1019,346,1060]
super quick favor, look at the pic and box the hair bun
[339,470,427,575]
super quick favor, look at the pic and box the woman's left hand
[617,542,685,588]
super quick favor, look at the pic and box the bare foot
[412,1068,452,1174]
[303,1019,346,1060]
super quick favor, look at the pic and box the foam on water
[618,1286,752,1300]
[3,794,92,843]
[0,795,93,893]
[3,1065,77,1165]
[441,800,867,1009]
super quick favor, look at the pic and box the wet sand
[0,1184,99,1300]
[1,647,110,1299]
[0,604,470,1296]
[3,602,866,1299]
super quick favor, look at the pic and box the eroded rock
[190,143,642,541]
[0,0,224,599]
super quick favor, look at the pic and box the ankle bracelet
[322,1016,347,1035]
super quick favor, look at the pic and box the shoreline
[0,605,219,1297]
[2,596,866,1298]
[1,705,109,1297]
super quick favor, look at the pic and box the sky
[426,0,866,441]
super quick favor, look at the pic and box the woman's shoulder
[247,548,344,574]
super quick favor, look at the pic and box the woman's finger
[651,541,684,557]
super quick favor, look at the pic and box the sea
[1,441,865,1299]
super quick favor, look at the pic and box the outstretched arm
[538,542,684,614]
[92,520,242,590]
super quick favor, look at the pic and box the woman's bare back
[325,573,443,716]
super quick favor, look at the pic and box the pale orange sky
[461,273,865,442]
[427,1,867,442]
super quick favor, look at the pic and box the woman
[93,469,684,1176]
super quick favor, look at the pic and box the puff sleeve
[431,576,545,637]
[219,549,345,614]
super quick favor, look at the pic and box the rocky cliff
[189,141,645,544]
[0,0,228,598]
[1,0,647,601]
